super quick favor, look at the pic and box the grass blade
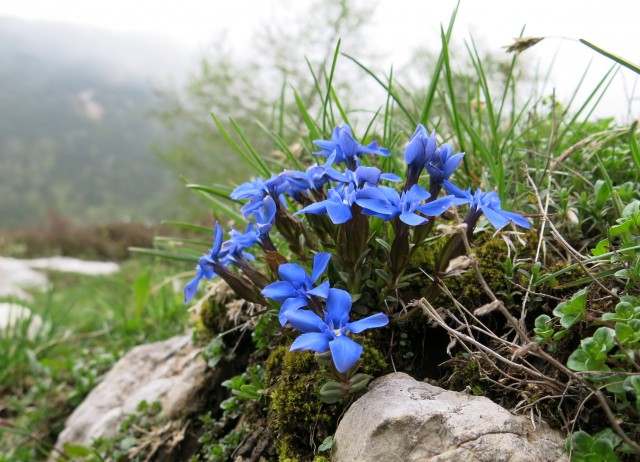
[580,39,640,75]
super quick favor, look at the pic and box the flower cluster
[183,123,530,380]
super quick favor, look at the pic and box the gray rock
[54,334,210,450]
[333,372,568,462]
[0,303,43,340]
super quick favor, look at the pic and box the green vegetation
[0,259,189,461]
[0,18,182,229]
[2,2,640,462]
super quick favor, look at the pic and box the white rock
[25,256,119,275]
[53,334,210,450]
[0,257,49,294]
[0,303,43,340]
[333,372,568,462]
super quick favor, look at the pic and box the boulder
[54,334,210,450]
[0,303,43,340]
[333,372,568,462]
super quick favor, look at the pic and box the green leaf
[591,239,610,257]
[133,266,152,321]
[615,319,640,345]
[319,380,348,404]
[318,435,334,452]
[552,288,587,328]
[533,315,555,343]
[580,38,640,75]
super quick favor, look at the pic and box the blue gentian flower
[262,253,332,325]
[313,125,390,168]
[284,153,348,198]
[184,222,230,303]
[404,125,437,188]
[342,166,401,189]
[231,174,290,217]
[356,184,455,226]
[426,143,464,191]
[284,288,389,373]
[445,183,531,230]
[296,184,357,224]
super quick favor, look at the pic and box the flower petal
[278,297,309,325]
[329,336,363,373]
[347,312,389,333]
[400,211,427,226]
[418,196,454,217]
[307,280,330,299]
[325,288,352,326]
[285,309,325,333]
[184,269,203,303]
[325,201,352,224]
[212,221,224,256]
[311,252,331,283]
[296,201,328,216]
[480,205,511,230]
[262,281,296,302]
[499,210,531,229]
[290,332,331,353]
[278,263,308,283]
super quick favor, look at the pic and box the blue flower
[262,253,332,325]
[284,288,389,373]
[356,184,455,226]
[313,125,390,167]
[184,222,230,303]
[445,183,531,230]
[426,143,464,189]
[231,174,290,217]
[296,183,357,224]
[284,153,348,198]
[404,125,437,187]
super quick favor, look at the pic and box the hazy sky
[2,0,639,120]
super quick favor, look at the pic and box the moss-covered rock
[264,336,387,462]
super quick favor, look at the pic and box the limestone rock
[54,334,210,450]
[333,372,568,462]
[0,303,43,340]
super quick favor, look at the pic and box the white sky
[2,0,639,120]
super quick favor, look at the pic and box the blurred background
[0,0,638,236]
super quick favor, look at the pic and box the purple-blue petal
[307,280,330,299]
[417,196,454,217]
[329,335,363,373]
[325,201,352,224]
[278,263,308,284]
[443,153,465,178]
[278,297,309,325]
[347,312,389,334]
[498,210,531,229]
[290,332,331,353]
[296,201,328,216]
[262,281,296,302]
[380,172,402,182]
[285,309,325,333]
[325,288,352,326]
[311,252,331,283]
[400,211,427,226]
[184,270,203,303]
[480,205,511,230]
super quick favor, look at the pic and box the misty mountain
[0,17,192,229]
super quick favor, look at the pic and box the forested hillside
[0,17,188,229]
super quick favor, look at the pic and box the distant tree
[154,0,378,190]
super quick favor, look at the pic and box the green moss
[264,339,387,462]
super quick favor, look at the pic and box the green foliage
[567,429,622,462]
[92,400,166,461]
[0,260,189,461]
[0,19,180,229]
[552,288,588,329]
